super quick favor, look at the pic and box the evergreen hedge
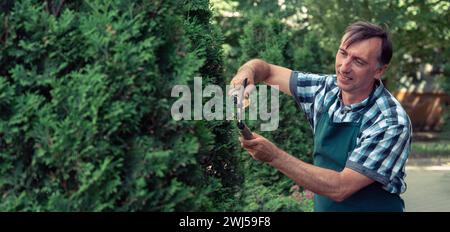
[0,0,241,212]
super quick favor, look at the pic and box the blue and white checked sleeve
[289,71,328,127]
[346,122,411,194]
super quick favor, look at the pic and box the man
[229,21,412,212]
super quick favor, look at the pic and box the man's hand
[228,59,293,97]
[239,132,279,163]
[228,64,256,99]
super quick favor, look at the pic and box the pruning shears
[232,78,254,140]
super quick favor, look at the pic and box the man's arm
[231,59,293,96]
[270,148,374,202]
[241,133,374,202]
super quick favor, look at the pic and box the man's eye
[339,51,347,56]
[354,60,364,66]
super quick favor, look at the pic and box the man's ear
[374,64,388,80]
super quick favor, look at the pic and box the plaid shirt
[289,71,412,194]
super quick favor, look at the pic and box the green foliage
[0,0,240,212]
[239,15,287,65]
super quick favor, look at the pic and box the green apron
[313,92,404,212]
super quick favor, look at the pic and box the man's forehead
[340,32,381,47]
[339,34,382,58]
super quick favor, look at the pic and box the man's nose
[340,58,352,74]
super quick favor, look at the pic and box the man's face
[335,34,387,100]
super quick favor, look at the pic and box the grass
[410,140,450,158]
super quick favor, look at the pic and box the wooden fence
[395,91,450,131]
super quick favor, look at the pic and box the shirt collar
[337,79,383,112]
